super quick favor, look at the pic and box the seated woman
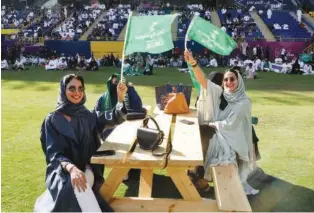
[185,50,259,195]
[88,57,99,71]
[290,60,302,74]
[34,74,128,212]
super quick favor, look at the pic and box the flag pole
[120,11,133,82]
[184,15,196,51]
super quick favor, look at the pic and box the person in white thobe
[297,9,302,24]
[1,59,9,70]
[303,63,314,75]
[267,9,272,19]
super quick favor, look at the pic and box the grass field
[2,67,314,212]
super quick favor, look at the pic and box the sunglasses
[67,85,85,93]
[223,77,235,82]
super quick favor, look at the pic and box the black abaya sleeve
[41,115,73,169]
[94,102,127,133]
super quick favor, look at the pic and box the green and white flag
[187,16,237,56]
[124,14,178,56]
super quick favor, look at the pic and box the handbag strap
[152,141,172,169]
[143,116,161,131]
[142,116,172,169]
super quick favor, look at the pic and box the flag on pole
[187,16,237,56]
[124,14,178,56]
[187,63,201,94]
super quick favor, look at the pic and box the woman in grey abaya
[185,51,259,195]
[34,74,128,212]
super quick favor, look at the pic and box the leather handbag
[163,92,189,114]
[137,116,164,150]
[136,116,172,168]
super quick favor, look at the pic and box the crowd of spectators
[53,4,105,40]
[1,5,41,29]
[87,4,129,41]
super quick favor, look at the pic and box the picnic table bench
[91,106,252,212]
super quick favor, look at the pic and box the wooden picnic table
[91,106,252,212]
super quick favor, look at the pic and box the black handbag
[136,116,172,168]
[137,116,164,150]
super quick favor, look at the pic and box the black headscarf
[55,74,89,117]
[207,72,228,111]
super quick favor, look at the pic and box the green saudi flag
[187,16,237,56]
[124,14,178,56]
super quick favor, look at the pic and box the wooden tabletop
[91,107,203,169]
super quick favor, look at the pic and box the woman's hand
[117,81,128,102]
[69,166,87,192]
[208,122,217,130]
[184,50,197,65]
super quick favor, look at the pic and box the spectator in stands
[280,47,286,62]
[221,7,227,15]
[311,33,314,43]
[267,8,272,19]
[12,58,25,71]
[34,74,127,212]
[297,8,302,24]
[185,50,259,195]
[1,57,9,70]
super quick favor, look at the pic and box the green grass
[2,67,314,211]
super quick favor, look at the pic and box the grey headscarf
[55,74,89,117]
[223,71,248,103]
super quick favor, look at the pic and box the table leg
[139,169,154,197]
[100,167,130,202]
[167,168,202,201]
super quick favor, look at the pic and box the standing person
[34,74,128,212]
[280,47,286,62]
[267,8,272,19]
[144,54,153,75]
[297,8,302,24]
[184,50,259,195]
[265,46,270,60]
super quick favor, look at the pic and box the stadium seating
[87,6,129,41]
[1,7,40,29]
[296,0,314,10]
[218,9,264,40]
[260,11,311,40]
